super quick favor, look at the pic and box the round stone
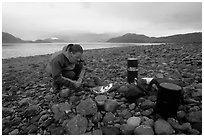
[95,95,107,106]
[134,125,154,135]
[118,85,128,94]
[59,89,70,98]
[127,116,141,128]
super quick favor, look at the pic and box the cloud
[2,2,202,39]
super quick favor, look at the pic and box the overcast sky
[2,2,202,40]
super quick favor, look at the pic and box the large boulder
[154,118,175,135]
[76,98,97,116]
[134,125,154,135]
[65,114,88,135]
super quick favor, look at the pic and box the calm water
[2,42,163,59]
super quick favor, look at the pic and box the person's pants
[52,63,83,92]
[62,63,83,80]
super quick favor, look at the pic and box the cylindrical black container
[155,82,182,119]
[127,58,138,84]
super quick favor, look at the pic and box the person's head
[67,44,83,64]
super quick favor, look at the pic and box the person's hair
[67,44,83,54]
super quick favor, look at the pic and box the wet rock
[30,114,42,124]
[52,102,71,122]
[118,85,128,95]
[65,114,88,135]
[141,108,154,116]
[92,112,103,123]
[92,129,103,135]
[23,105,41,117]
[95,95,107,106]
[27,124,38,134]
[49,127,65,135]
[185,111,202,123]
[191,122,202,133]
[136,97,146,105]
[120,109,132,119]
[9,129,19,135]
[18,97,31,106]
[69,96,80,105]
[2,107,15,117]
[141,116,154,127]
[104,99,118,112]
[8,85,18,95]
[103,112,115,125]
[195,83,202,89]
[154,118,175,135]
[184,98,200,104]
[167,118,200,135]
[120,124,135,135]
[44,94,53,102]
[10,117,22,126]
[156,73,164,78]
[192,89,202,98]
[59,88,70,98]
[134,125,154,135]
[41,117,54,128]
[140,99,155,109]
[101,126,121,135]
[189,106,200,112]
[188,128,200,135]
[147,95,157,102]
[129,103,136,110]
[167,118,192,131]
[93,76,103,86]
[177,111,186,121]
[108,92,115,98]
[127,116,141,128]
[76,98,97,116]
[125,84,144,102]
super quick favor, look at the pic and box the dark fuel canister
[155,82,182,119]
[127,58,138,84]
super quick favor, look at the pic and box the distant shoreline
[2,43,165,59]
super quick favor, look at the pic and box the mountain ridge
[107,32,202,43]
[2,32,202,43]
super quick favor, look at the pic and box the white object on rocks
[141,77,154,84]
[92,83,113,94]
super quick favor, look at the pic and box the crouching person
[46,44,85,93]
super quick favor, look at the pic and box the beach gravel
[2,43,202,135]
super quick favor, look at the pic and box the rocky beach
[2,43,202,135]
